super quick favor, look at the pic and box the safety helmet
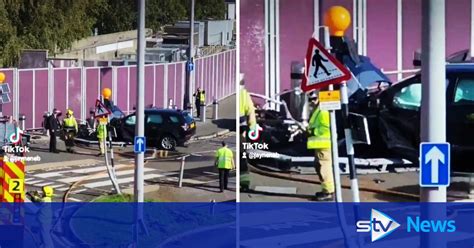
[308,90,319,100]
[42,186,54,197]
[99,116,108,123]
[66,109,73,115]
[239,73,245,85]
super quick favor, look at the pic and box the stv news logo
[356,209,400,242]
[247,124,263,141]
[357,209,456,242]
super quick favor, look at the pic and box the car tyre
[160,135,177,151]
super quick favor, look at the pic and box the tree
[194,0,226,20]
[0,0,228,67]
[0,0,103,67]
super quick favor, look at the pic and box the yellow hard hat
[42,186,54,197]
[99,116,108,123]
[67,109,73,115]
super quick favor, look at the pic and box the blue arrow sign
[134,136,146,153]
[420,142,450,187]
[187,61,194,72]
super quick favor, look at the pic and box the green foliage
[0,0,227,67]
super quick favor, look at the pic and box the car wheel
[160,135,177,150]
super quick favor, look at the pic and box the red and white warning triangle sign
[301,38,351,92]
[94,99,112,118]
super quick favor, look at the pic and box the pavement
[23,94,237,202]
[240,167,474,202]
[191,94,236,140]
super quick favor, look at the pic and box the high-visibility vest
[307,108,331,149]
[199,91,205,104]
[97,123,107,139]
[215,147,233,169]
[63,116,78,131]
[239,88,256,128]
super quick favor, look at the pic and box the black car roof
[144,108,185,114]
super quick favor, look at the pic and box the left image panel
[0,0,237,203]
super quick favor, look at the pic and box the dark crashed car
[356,63,474,172]
[254,62,474,172]
[111,109,196,150]
[77,107,196,151]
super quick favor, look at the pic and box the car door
[378,76,422,160]
[120,114,136,142]
[145,113,164,145]
[447,73,474,151]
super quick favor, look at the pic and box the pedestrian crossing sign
[301,38,351,92]
[94,99,112,118]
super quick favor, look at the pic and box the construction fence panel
[6,49,236,129]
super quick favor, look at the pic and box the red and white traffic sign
[301,38,351,92]
[94,99,112,118]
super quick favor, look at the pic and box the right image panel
[239,0,472,203]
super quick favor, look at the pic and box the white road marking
[58,168,154,183]
[83,173,171,188]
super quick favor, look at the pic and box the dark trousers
[64,131,76,151]
[196,102,201,117]
[49,131,57,152]
[218,169,230,191]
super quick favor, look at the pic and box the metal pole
[328,85,342,203]
[341,82,360,202]
[178,156,186,188]
[420,0,446,203]
[184,0,195,110]
[420,1,446,247]
[134,0,145,203]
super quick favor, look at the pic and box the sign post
[302,37,351,203]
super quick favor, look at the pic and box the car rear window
[169,115,180,123]
[147,114,163,124]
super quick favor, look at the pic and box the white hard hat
[239,73,244,82]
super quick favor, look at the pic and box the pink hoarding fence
[0,49,236,129]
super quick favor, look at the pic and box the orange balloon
[0,72,6,83]
[324,6,351,37]
[102,88,112,99]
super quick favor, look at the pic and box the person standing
[29,186,54,248]
[307,91,334,201]
[193,88,206,118]
[86,109,96,130]
[62,109,78,153]
[215,141,234,192]
[47,109,61,153]
[97,117,108,156]
[239,74,256,192]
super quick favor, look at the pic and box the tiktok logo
[9,127,23,145]
[247,125,263,141]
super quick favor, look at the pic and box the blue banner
[2,202,474,247]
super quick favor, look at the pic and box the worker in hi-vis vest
[215,141,235,192]
[239,73,256,192]
[29,186,54,248]
[97,116,108,156]
[307,90,334,201]
[62,109,78,153]
[193,87,206,118]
